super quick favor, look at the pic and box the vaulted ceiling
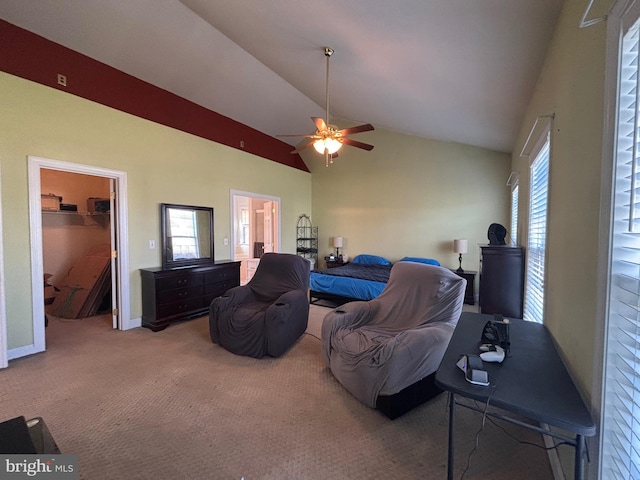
[0,0,564,153]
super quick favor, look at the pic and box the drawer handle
[178,291,188,298]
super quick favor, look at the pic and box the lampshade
[453,239,468,254]
[313,137,342,155]
[333,236,343,248]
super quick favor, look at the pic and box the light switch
[149,240,156,249]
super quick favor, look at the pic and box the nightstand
[325,260,348,269]
[451,270,476,305]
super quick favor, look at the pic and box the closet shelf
[42,210,109,216]
[41,210,110,227]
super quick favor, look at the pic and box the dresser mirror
[161,203,214,269]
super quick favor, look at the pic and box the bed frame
[309,290,361,306]
[375,372,443,419]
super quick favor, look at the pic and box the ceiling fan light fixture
[276,47,374,162]
[313,137,342,155]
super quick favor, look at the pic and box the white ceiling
[0,0,564,153]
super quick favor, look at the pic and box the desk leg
[447,392,455,480]
[574,435,584,480]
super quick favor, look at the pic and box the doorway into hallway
[230,191,280,284]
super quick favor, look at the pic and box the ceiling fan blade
[277,133,317,138]
[339,124,375,136]
[312,117,328,131]
[290,139,316,154]
[341,137,375,151]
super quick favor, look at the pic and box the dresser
[325,260,348,269]
[140,261,240,331]
[479,246,525,319]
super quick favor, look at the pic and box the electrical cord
[457,391,578,480]
[303,332,321,341]
[459,376,498,480]
[481,413,574,451]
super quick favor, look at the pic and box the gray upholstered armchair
[209,253,310,358]
[322,261,466,418]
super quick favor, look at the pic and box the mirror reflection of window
[168,208,200,260]
[240,208,249,245]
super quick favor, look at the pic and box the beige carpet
[0,305,554,479]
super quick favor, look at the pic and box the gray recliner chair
[322,261,466,418]
[209,253,310,358]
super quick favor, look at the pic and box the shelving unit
[296,214,318,267]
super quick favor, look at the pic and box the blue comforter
[309,264,392,301]
[313,263,392,282]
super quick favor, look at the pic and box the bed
[309,254,440,305]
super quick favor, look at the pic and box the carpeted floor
[0,305,554,479]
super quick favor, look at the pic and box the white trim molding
[7,156,131,361]
[229,189,282,260]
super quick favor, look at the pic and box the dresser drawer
[204,279,238,304]
[204,268,238,284]
[157,273,204,291]
[158,285,203,305]
[156,297,203,319]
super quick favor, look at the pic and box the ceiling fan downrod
[323,47,334,129]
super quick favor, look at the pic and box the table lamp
[453,239,468,273]
[333,236,343,259]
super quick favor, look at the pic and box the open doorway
[41,169,114,335]
[14,156,131,360]
[230,191,280,284]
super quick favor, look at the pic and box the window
[240,208,249,245]
[601,14,640,478]
[167,209,199,260]
[523,133,550,324]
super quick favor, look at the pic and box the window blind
[524,139,550,324]
[601,18,640,479]
[511,183,519,245]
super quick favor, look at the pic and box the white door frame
[7,156,131,360]
[229,190,281,260]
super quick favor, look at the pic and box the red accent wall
[0,19,309,173]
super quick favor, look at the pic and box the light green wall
[307,125,512,274]
[0,72,311,350]
[511,0,606,397]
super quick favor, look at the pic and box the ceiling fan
[278,47,375,167]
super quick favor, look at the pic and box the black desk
[0,416,60,454]
[435,312,595,480]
